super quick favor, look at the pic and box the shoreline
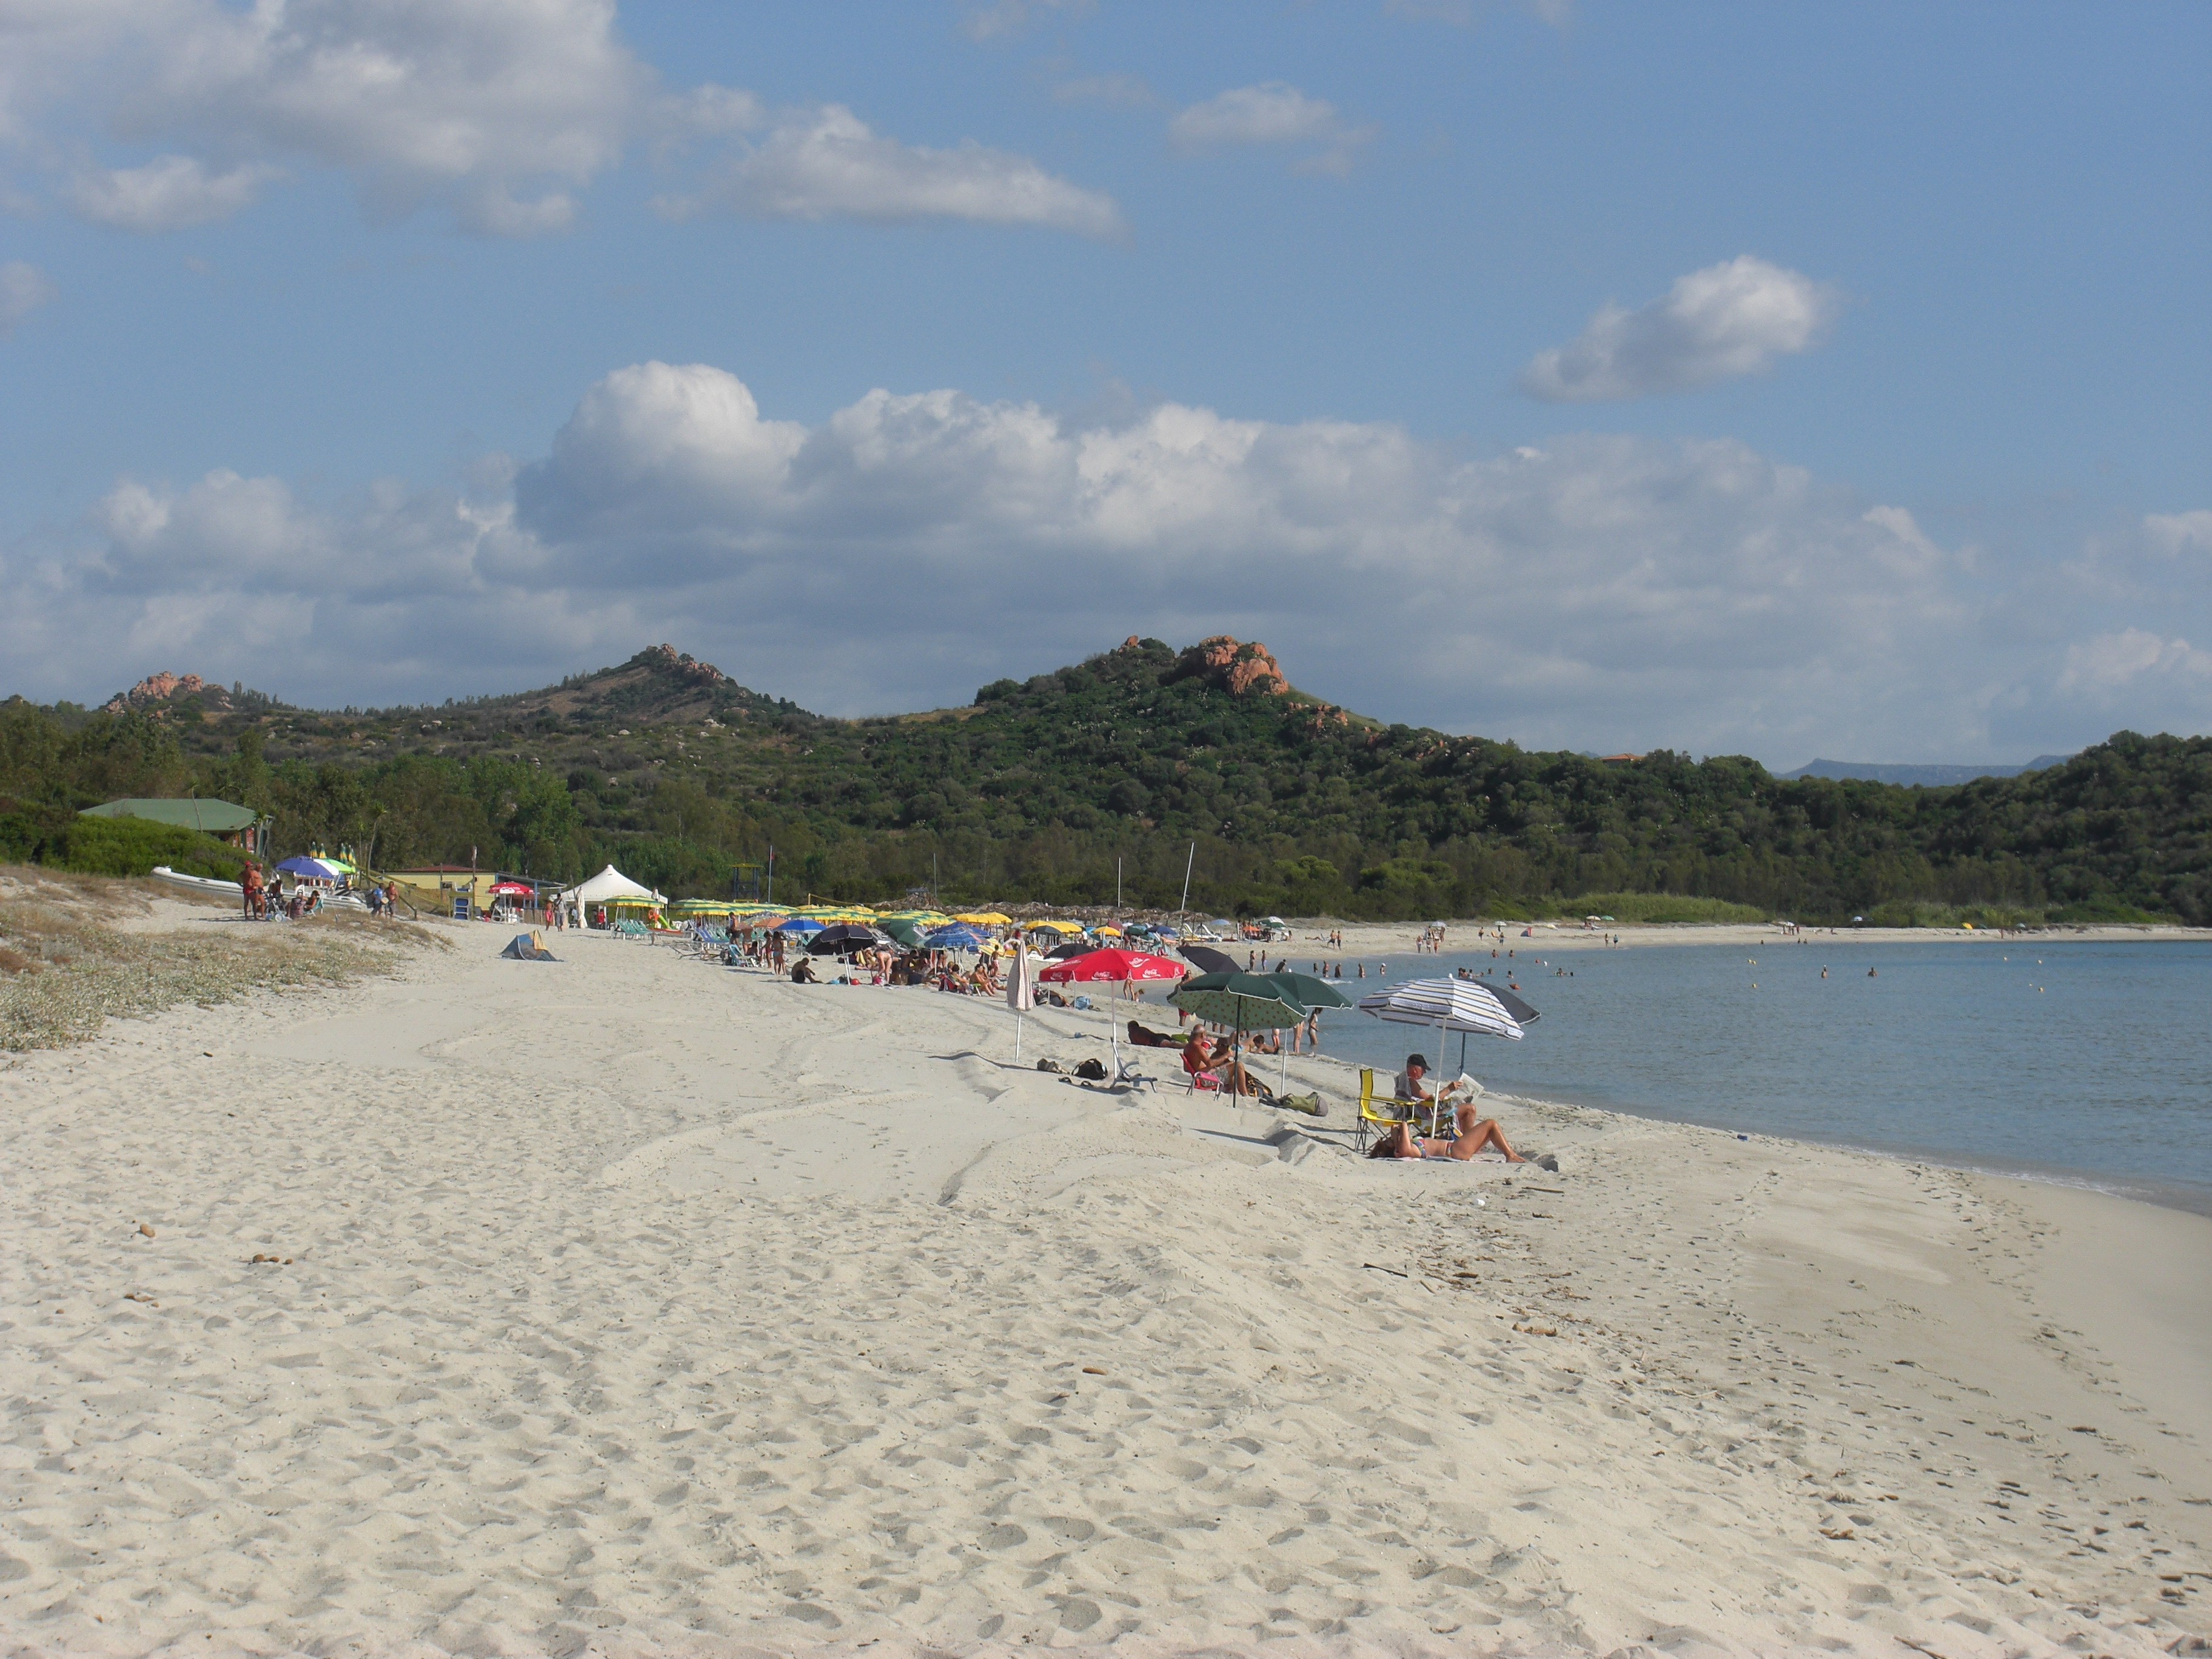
[2,916,2204,1656]
[1274,918,2212,956]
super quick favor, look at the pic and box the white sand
[1,916,2207,1658]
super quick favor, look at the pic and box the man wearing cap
[1374,1051,1524,1161]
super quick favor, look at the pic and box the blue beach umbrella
[923,924,985,950]
[776,917,825,934]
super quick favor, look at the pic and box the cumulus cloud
[5,0,642,234]
[2057,628,2212,695]
[1168,83,1375,175]
[654,105,1124,236]
[2,1,1113,238]
[15,363,2208,760]
[0,260,56,334]
[1520,255,1842,402]
[69,155,281,230]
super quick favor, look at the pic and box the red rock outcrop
[1172,636,1290,698]
[642,645,734,689]
[104,672,230,714]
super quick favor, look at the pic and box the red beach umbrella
[1036,948,1187,985]
[1036,949,1187,1077]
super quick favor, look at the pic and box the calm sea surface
[1301,937,2212,1215]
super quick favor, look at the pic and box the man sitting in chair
[1372,1054,1524,1161]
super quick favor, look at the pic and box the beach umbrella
[923,923,985,951]
[776,917,825,934]
[1028,919,1084,935]
[807,922,894,956]
[956,911,1012,926]
[1040,948,1187,1075]
[275,856,337,880]
[1178,943,1239,976]
[1094,923,1122,937]
[1170,971,1310,1101]
[1044,939,1093,959]
[879,917,931,947]
[1357,976,1538,1087]
[1006,937,1036,1062]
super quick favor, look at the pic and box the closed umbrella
[1006,939,1036,1062]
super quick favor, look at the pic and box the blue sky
[2,0,2207,768]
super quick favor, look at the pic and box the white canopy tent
[563,865,665,924]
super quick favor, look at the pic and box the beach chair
[1353,1067,1421,1152]
[1181,1047,1222,1093]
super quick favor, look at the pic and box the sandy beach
[2,909,2207,1658]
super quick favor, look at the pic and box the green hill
[2,635,2205,925]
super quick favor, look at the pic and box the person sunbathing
[1367,1104,1524,1162]
[1184,1030,1258,1097]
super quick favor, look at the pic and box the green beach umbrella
[1170,971,1310,1099]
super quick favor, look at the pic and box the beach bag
[1277,1091,1326,1118]
[1073,1057,1108,1081]
[1036,1058,1065,1073]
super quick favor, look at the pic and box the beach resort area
[1,879,2206,1659]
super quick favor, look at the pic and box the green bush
[1550,891,1768,924]
[53,816,249,880]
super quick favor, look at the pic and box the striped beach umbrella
[1357,976,1538,1077]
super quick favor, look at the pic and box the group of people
[1367,1053,1526,1163]
[1412,923,1449,953]
[237,864,338,922]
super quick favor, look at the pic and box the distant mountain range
[1783,756,2075,787]
[5,638,2201,925]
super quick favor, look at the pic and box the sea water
[1305,936,2212,1215]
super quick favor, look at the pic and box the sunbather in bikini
[1367,1101,1524,1162]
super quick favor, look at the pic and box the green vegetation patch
[1547,891,1769,925]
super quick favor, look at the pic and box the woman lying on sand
[1367,1102,1525,1162]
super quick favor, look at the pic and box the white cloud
[1519,255,1842,402]
[4,2,1112,240]
[16,363,2208,760]
[655,104,1124,236]
[2057,628,2212,696]
[2145,510,2212,557]
[1168,82,1375,174]
[69,155,280,231]
[0,260,56,334]
[7,0,644,234]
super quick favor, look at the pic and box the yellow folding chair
[1354,1067,1423,1152]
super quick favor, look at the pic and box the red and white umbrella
[1037,949,1186,1075]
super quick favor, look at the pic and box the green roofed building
[79,798,263,848]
